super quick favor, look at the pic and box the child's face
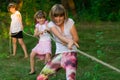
[36,17,46,25]
[53,15,65,26]
[9,7,16,13]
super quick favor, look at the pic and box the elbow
[74,37,79,43]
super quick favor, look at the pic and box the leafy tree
[0,0,120,22]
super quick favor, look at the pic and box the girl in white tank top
[8,2,28,58]
[37,4,79,80]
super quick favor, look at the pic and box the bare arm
[50,26,75,49]
[70,25,79,43]
[34,28,39,37]
[16,13,23,30]
[70,25,79,48]
[50,26,70,43]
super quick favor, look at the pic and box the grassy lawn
[0,22,120,80]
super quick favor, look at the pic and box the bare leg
[12,38,17,56]
[18,38,28,58]
[29,51,36,74]
[45,53,51,64]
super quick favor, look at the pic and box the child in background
[37,4,79,80]
[29,10,52,75]
[8,2,28,58]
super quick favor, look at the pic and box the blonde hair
[7,2,18,11]
[49,4,68,22]
[34,10,46,19]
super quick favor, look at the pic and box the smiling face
[53,14,65,26]
[49,4,68,26]
[36,17,46,25]
[34,10,46,24]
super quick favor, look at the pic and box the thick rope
[76,49,120,73]
[23,31,38,39]
[49,33,120,73]
[22,30,120,73]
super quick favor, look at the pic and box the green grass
[0,22,120,80]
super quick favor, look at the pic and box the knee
[12,40,17,44]
[30,52,36,58]
[19,41,24,45]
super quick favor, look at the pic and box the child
[29,10,52,75]
[8,2,28,58]
[37,4,79,80]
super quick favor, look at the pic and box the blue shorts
[11,31,23,38]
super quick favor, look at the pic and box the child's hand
[67,40,79,49]
[67,40,74,49]
[39,31,44,35]
[44,29,50,34]
[62,42,66,45]
[44,29,48,33]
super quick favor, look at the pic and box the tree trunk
[61,0,76,15]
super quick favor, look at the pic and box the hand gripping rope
[46,32,120,73]
[22,30,120,73]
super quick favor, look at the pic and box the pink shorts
[32,40,51,55]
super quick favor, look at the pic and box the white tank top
[48,18,77,54]
[10,11,22,33]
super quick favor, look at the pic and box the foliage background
[1,0,120,39]
[1,0,120,22]
[0,0,120,80]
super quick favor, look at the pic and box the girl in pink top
[29,10,52,75]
